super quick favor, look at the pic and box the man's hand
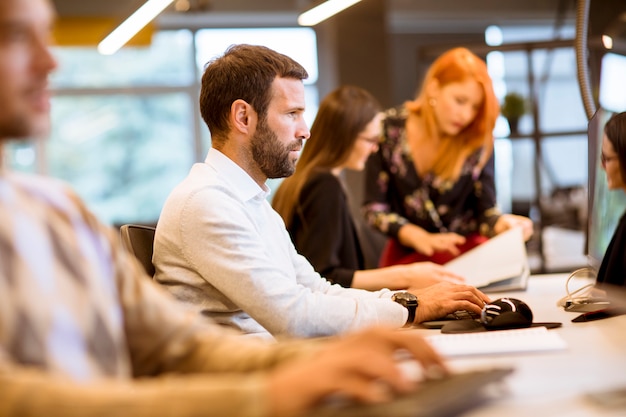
[266,326,447,417]
[409,282,491,323]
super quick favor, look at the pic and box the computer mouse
[481,297,533,330]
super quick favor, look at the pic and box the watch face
[393,292,417,327]
[394,292,417,303]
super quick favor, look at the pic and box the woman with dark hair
[273,85,464,291]
[596,111,626,287]
[363,47,533,267]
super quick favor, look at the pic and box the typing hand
[410,282,491,323]
[267,326,447,417]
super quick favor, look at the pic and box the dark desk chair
[119,224,156,278]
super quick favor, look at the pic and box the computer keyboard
[450,310,481,321]
[308,367,514,417]
[420,310,482,329]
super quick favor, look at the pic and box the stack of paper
[444,227,530,292]
[425,327,568,357]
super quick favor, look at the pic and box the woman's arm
[473,155,533,240]
[352,262,463,291]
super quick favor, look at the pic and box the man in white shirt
[153,44,489,338]
[0,2,449,416]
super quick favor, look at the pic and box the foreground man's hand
[267,326,447,417]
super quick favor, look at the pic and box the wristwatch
[392,292,418,327]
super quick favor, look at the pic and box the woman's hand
[494,214,534,241]
[401,262,465,291]
[398,223,466,256]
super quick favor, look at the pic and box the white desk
[414,274,626,417]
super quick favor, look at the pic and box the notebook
[307,367,514,417]
[444,227,530,292]
[424,326,568,357]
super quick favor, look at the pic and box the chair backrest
[119,224,156,278]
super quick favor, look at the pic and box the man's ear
[231,99,255,134]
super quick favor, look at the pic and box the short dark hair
[605,111,626,181]
[199,44,309,144]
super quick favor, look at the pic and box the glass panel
[542,136,588,186]
[489,38,589,210]
[532,48,577,78]
[51,30,195,88]
[499,25,575,43]
[48,94,195,226]
[539,79,587,133]
[509,139,538,201]
[532,48,587,133]
[499,50,529,81]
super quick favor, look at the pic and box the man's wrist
[391,292,418,326]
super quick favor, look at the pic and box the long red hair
[406,47,499,180]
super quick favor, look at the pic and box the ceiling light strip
[298,0,362,26]
[98,0,175,55]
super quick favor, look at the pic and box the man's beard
[0,112,50,141]
[251,118,302,179]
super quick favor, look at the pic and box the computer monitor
[585,108,626,270]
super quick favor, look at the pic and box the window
[7,27,319,226]
[48,94,195,224]
[487,25,587,205]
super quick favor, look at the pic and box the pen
[572,307,626,323]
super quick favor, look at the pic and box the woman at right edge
[362,47,534,267]
[596,111,626,288]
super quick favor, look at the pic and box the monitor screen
[586,108,626,269]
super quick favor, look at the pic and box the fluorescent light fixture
[298,0,362,26]
[98,0,174,55]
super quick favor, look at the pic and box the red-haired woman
[273,85,467,293]
[363,47,533,267]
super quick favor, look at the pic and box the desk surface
[412,274,626,417]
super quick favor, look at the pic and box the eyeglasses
[601,152,619,168]
[358,135,381,146]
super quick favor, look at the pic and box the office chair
[119,224,156,278]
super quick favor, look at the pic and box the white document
[425,327,568,357]
[444,227,530,292]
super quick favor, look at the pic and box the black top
[596,210,626,288]
[286,171,364,288]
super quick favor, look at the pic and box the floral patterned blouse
[362,106,501,239]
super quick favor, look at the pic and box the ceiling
[50,0,583,33]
